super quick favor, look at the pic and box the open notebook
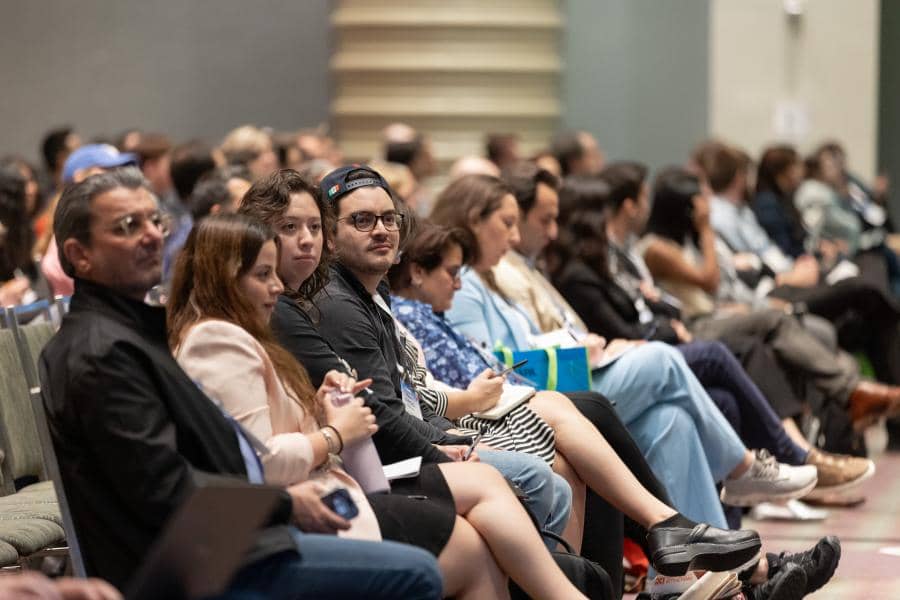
[472,383,536,420]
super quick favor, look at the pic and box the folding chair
[0,306,69,569]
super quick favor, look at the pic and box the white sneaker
[721,449,818,507]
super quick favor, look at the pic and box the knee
[394,544,444,599]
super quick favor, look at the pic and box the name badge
[400,380,423,419]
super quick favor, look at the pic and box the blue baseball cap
[62,144,138,183]
[320,164,393,206]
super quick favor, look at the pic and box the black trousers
[564,391,673,597]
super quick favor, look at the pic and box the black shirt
[39,279,295,588]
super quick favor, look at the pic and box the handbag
[495,345,591,392]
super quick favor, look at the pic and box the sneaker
[721,449,818,507]
[804,447,875,497]
[744,561,807,600]
[766,536,841,594]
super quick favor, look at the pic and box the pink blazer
[176,319,380,540]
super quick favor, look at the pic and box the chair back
[0,326,44,493]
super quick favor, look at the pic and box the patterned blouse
[392,296,556,463]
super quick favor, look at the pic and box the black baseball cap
[320,164,393,206]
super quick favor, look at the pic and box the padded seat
[0,518,64,555]
[0,539,17,567]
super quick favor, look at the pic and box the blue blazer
[445,267,536,351]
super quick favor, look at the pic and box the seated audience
[548,173,873,497]
[38,167,444,599]
[167,212,592,600]
[432,173,818,526]
[550,130,605,177]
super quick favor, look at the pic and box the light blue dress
[445,268,747,528]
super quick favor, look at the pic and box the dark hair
[503,162,560,214]
[756,145,799,196]
[167,213,322,422]
[555,208,611,281]
[0,163,34,279]
[170,140,216,200]
[700,144,741,193]
[53,167,150,277]
[550,131,585,176]
[0,156,41,219]
[558,176,610,226]
[486,133,519,165]
[239,169,332,299]
[387,221,472,291]
[189,171,233,221]
[385,136,423,166]
[598,161,648,213]
[430,174,511,267]
[647,167,701,245]
[41,127,74,172]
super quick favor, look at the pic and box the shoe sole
[720,475,818,507]
[805,461,875,500]
[652,538,762,577]
[768,566,808,600]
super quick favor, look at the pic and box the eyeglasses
[338,211,403,232]
[106,211,170,238]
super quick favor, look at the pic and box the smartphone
[321,488,359,520]
[463,432,484,461]
[495,359,528,378]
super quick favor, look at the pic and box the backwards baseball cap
[320,164,392,206]
[63,144,138,183]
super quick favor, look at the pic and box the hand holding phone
[321,487,359,520]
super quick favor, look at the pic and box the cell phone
[463,432,484,461]
[321,488,359,520]
[495,359,528,378]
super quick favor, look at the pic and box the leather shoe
[848,381,900,429]
[647,521,761,576]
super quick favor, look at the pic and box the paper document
[382,456,422,481]
[472,384,536,420]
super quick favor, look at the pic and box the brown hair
[692,140,741,194]
[387,221,472,290]
[429,174,511,266]
[167,213,321,420]
[239,169,333,300]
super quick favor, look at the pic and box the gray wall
[0,1,331,163]
[563,0,709,172]
[879,0,900,221]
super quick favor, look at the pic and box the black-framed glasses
[338,211,403,232]
[106,211,170,238]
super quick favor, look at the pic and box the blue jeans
[211,530,443,600]
[478,449,572,549]
[592,342,746,529]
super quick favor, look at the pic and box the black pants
[564,391,673,597]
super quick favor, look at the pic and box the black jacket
[554,259,679,345]
[308,265,468,454]
[271,293,453,465]
[38,279,295,588]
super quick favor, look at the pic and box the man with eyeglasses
[310,165,575,549]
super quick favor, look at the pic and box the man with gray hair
[39,167,443,599]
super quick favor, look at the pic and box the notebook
[126,483,284,600]
[472,384,536,420]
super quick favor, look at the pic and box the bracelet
[321,426,344,455]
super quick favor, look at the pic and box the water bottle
[328,390,390,493]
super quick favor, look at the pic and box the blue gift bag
[495,346,591,392]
